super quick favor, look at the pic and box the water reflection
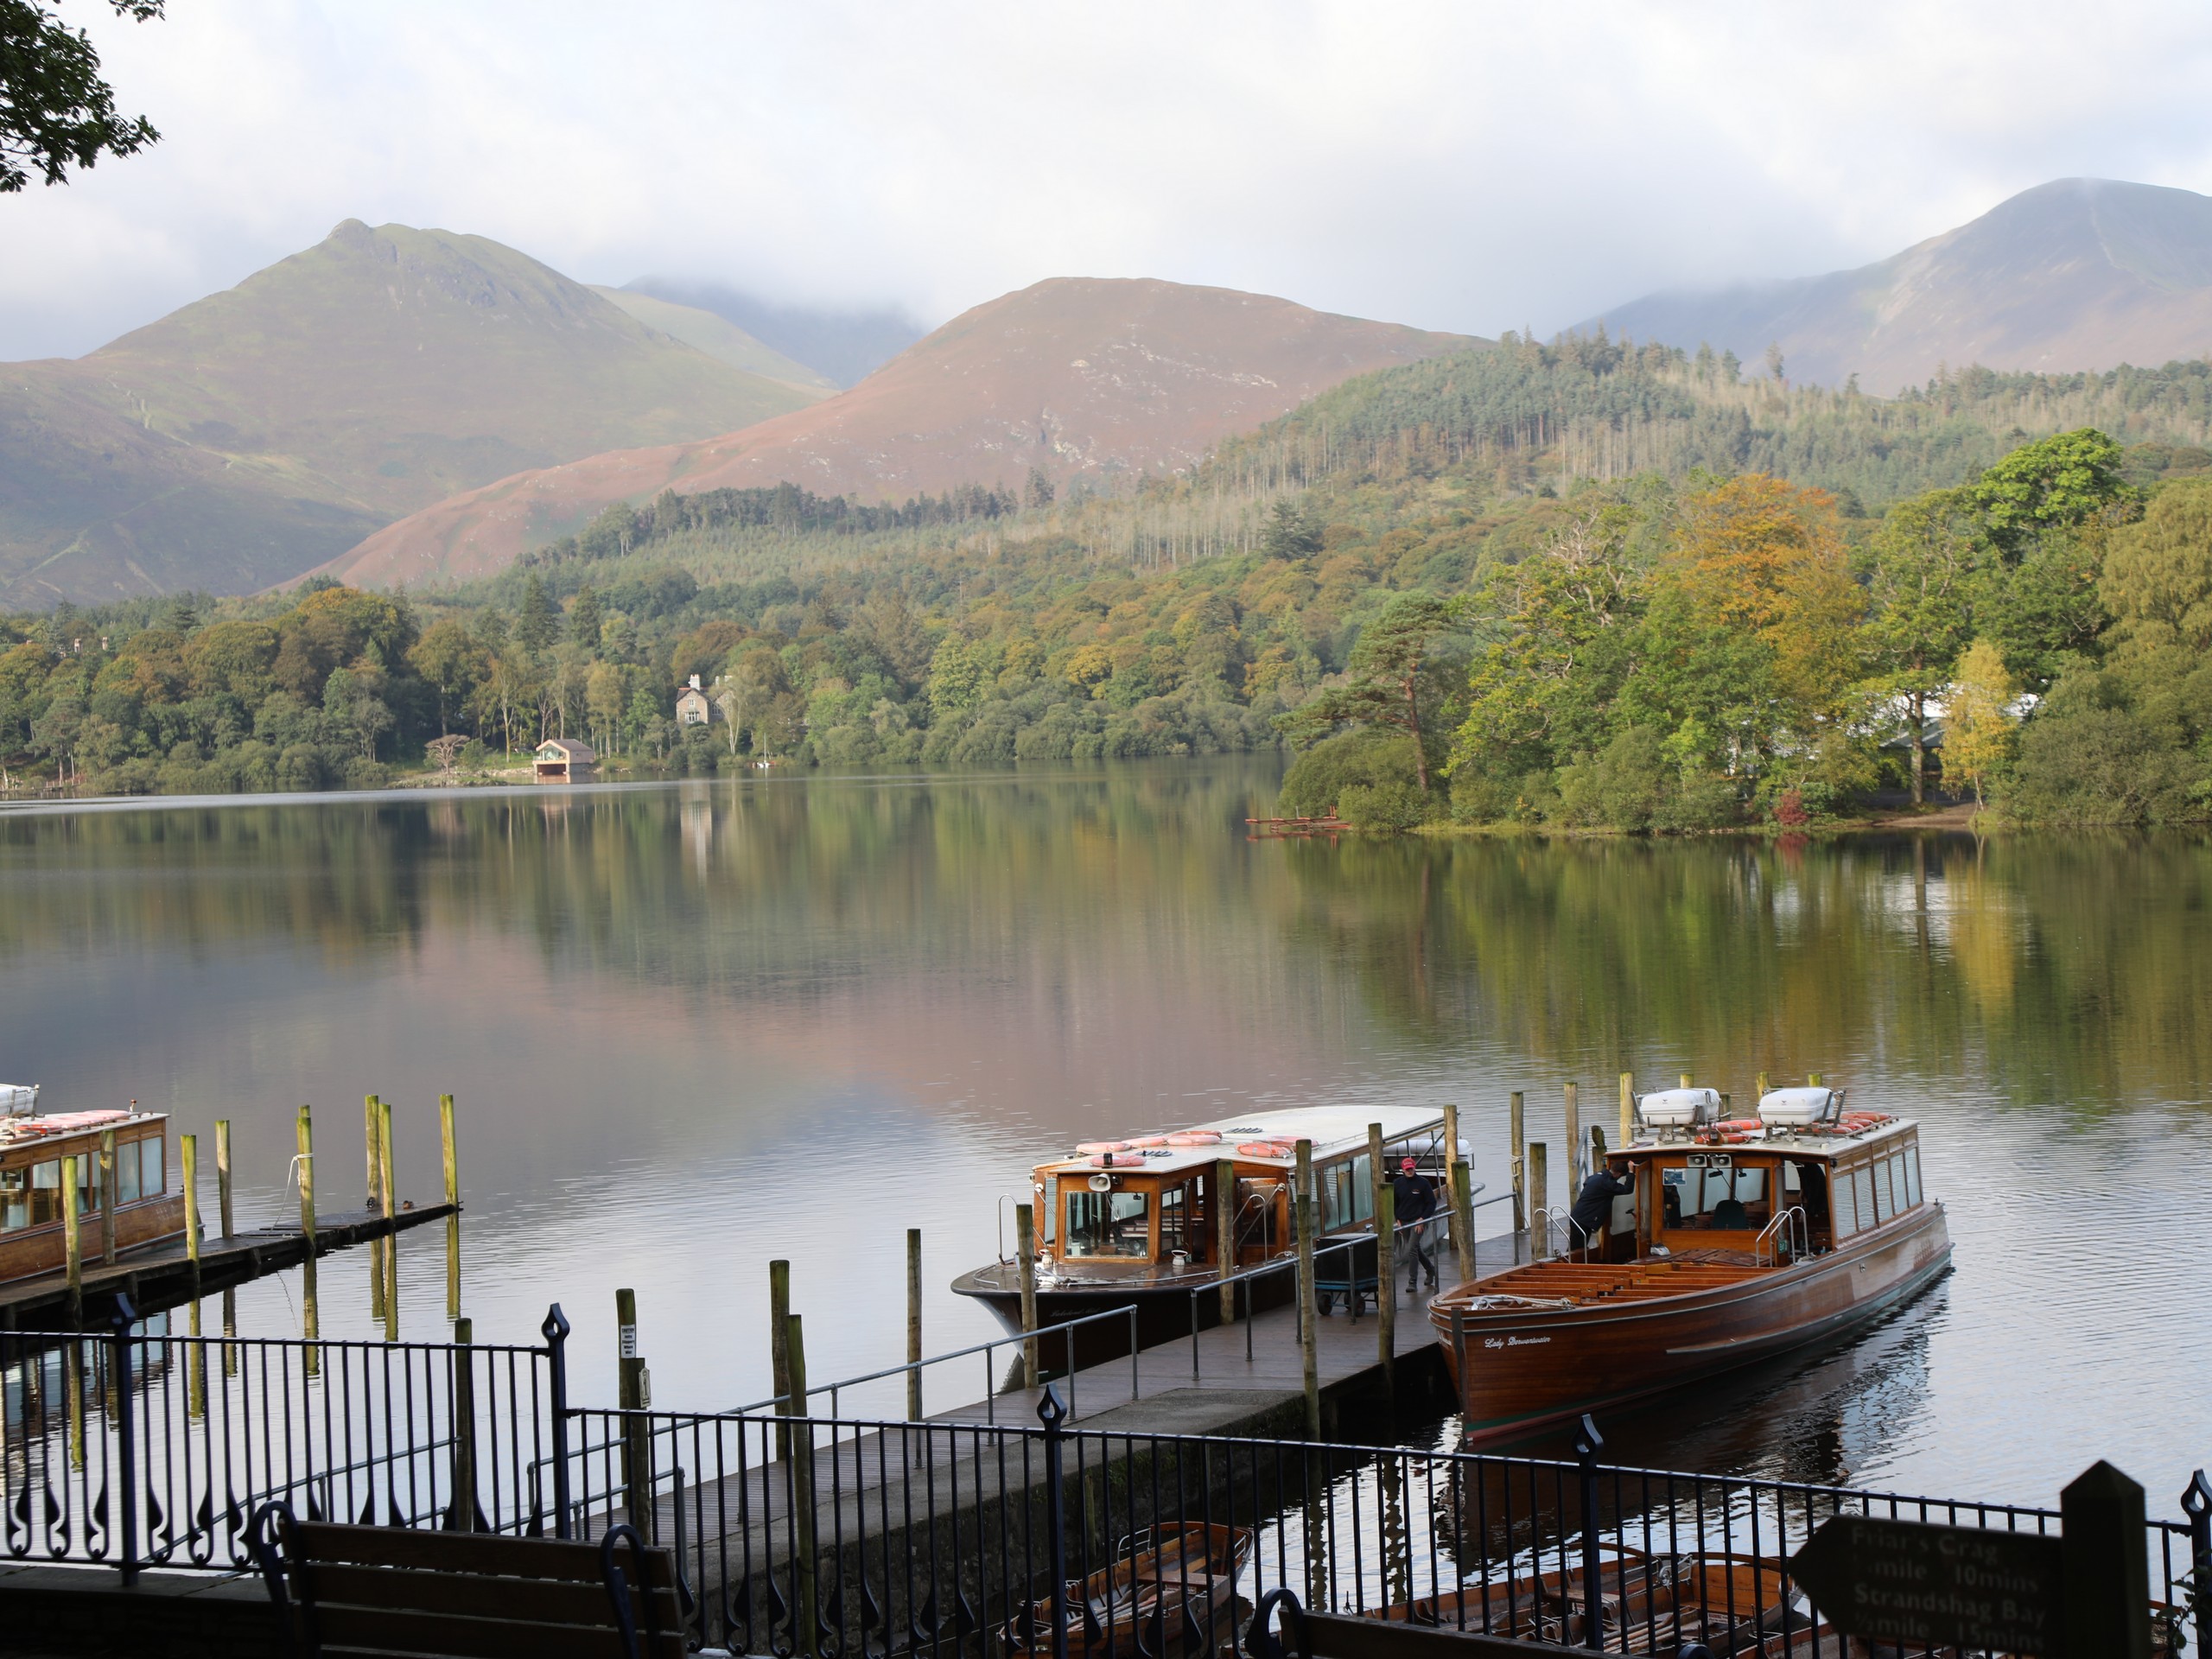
[0,769,2205,1508]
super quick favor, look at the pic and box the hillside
[317,277,1477,587]
[1593,179,2212,393]
[0,221,821,604]
[588,288,838,392]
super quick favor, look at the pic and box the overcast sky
[8,0,2212,362]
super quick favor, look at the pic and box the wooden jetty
[0,1204,456,1328]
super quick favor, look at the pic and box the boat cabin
[1576,1086,1927,1264]
[1030,1105,1452,1279]
[0,1106,185,1285]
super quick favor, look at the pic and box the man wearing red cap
[1389,1156,1440,1294]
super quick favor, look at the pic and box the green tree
[2,0,163,194]
[1278,592,1459,792]
[1259,498,1323,561]
[2101,476,2212,654]
[568,584,605,656]
[1861,487,1986,803]
[1023,467,1055,510]
[1968,428,2134,557]
[927,637,987,723]
[406,618,490,736]
[513,575,561,656]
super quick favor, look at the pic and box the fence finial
[1036,1381,1067,1430]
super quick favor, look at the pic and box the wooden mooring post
[1368,1122,1394,1394]
[1450,1156,1475,1283]
[297,1106,319,1374]
[616,1288,651,1535]
[906,1229,923,1420]
[1015,1203,1039,1390]
[1529,1141,1549,1261]
[441,1094,461,1321]
[1563,1081,1581,1190]
[1509,1090,1526,1234]
[770,1259,792,1456]
[1215,1158,1237,1323]
[378,1099,397,1342]
[1295,1138,1319,1439]
[99,1129,118,1267]
[62,1154,81,1321]
[216,1116,236,1376]
[449,1318,478,1531]
[788,1311,819,1658]
[1619,1072,1635,1146]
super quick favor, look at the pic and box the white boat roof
[1035,1103,1446,1179]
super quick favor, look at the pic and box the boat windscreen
[1065,1190,1150,1259]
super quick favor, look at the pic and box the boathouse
[533,738,595,783]
[676,675,712,727]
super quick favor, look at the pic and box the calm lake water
[2,762,2207,1515]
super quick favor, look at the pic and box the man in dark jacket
[1569,1159,1636,1258]
[1389,1156,1439,1293]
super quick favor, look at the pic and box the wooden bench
[1246,1588,1705,1659]
[249,1501,684,1659]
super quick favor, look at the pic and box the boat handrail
[1755,1205,1811,1268]
[1532,1205,1590,1258]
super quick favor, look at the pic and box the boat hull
[1432,1204,1952,1445]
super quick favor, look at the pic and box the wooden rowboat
[1006,1522,1255,1658]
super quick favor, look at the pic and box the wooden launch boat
[1389,1548,1821,1656]
[1007,1522,1256,1657]
[953,1107,1461,1368]
[0,1093,184,1284]
[1431,1084,1951,1445]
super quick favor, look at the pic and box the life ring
[1125,1135,1169,1148]
[1076,1141,1129,1155]
[1166,1130,1222,1146]
[1236,1141,1294,1160]
[1714,1119,1763,1134]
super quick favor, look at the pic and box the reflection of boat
[1007,1522,1255,1657]
[955,1106,1457,1369]
[1389,1548,1818,1656]
[1432,1084,1951,1444]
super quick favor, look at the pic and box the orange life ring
[1076,1141,1129,1155]
[1166,1130,1222,1146]
[1125,1135,1169,1148]
[1714,1119,1763,1134]
[1236,1141,1294,1160]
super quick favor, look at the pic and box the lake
[1,762,2206,1515]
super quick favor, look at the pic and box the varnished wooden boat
[0,1098,184,1284]
[1432,1084,1951,1444]
[1006,1522,1256,1657]
[955,1106,1461,1370]
[1387,1548,1822,1656]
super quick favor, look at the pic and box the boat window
[1040,1179,1058,1243]
[1349,1154,1374,1225]
[1160,1184,1191,1256]
[1833,1162,1858,1236]
[119,1139,143,1205]
[0,1166,26,1231]
[1872,1156,1894,1223]
[1659,1158,1772,1231]
[1853,1164,1877,1229]
[1065,1190,1150,1259]
[1903,1146,1922,1207]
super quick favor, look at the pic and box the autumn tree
[1943,639,2016,805]
[2101,476,2212,654]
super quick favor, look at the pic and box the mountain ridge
[1590,178,2212,392]
[315,276,1478,587]
[0,221,819,603]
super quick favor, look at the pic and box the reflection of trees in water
[1280,831,2212,1110]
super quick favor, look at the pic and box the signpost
[1788,1461,2152,1659]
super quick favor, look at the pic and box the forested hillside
[3,335,2209,824]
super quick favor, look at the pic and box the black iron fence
[4,1298,2209,1659]
[565,1394,2212,1659]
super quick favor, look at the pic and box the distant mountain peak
[1589,176,2212,392]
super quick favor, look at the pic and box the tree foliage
[1,0,163,193]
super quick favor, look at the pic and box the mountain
[0,221,822,604]
[588,288,838,392]
[1592,178,2212,393]
[619,279,931,386]
[317,276,1477,587]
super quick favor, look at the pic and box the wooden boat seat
[1441,1256,1765,1313]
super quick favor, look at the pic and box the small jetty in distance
[0,1087,461,1331]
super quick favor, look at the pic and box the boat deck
[1440,1252,1769,1312]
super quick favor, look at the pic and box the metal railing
[556,1390,2212,1659]
[1532,1206,1592,1259]
[1755,1205,1811,1268]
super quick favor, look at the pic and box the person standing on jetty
[1390,1156,1439,1294]
[1571,1158,1636,1260]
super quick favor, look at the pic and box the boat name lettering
[1482,1335,1554,1349]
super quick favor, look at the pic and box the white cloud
[7,0,2212,359]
